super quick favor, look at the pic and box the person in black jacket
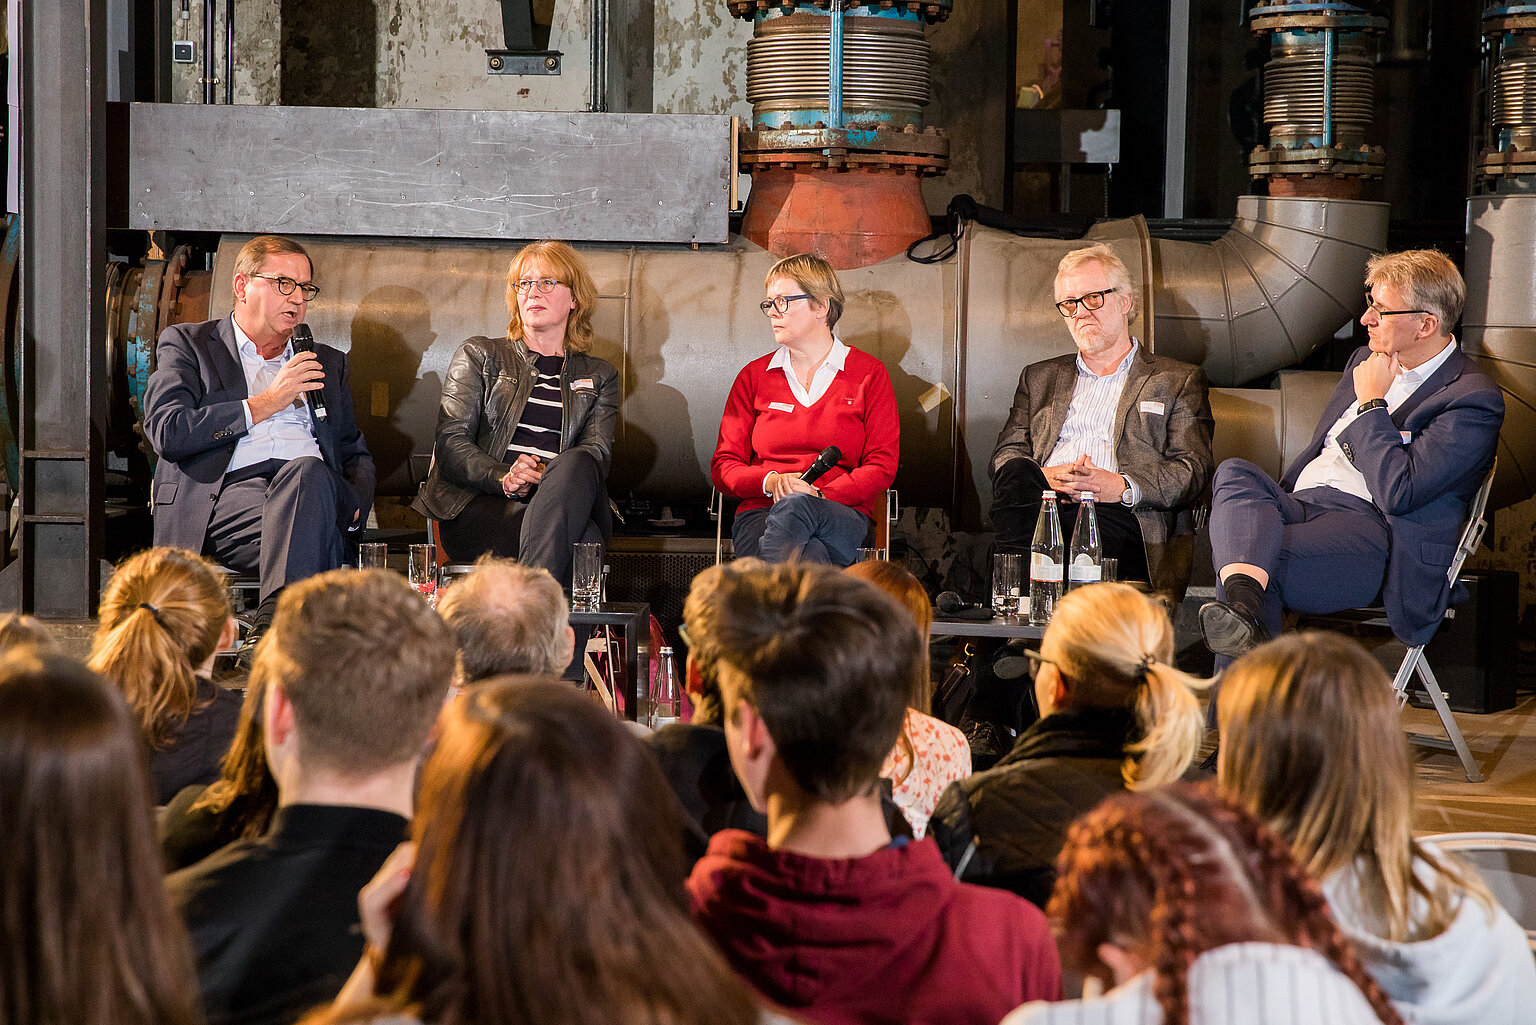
[930,582,1208,909]
[413,239,618,586]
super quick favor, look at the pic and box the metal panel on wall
[109,104,731,243]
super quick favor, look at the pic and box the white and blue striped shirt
[1045,341,1141,501]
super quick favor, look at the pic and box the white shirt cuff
[241,400,254,430]
[1122,474,1141,506]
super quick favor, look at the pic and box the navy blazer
[143,316,376,556]
[1281,345,1503,646]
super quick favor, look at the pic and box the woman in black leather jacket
[929,582,1209,909]
[413,240,618,585]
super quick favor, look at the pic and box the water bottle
[1029,490,1065,626]
[1068,491,1102,589]
[648,646,681,730]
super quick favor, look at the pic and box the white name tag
[572,378,594,390]
[769,401,796,413]
[1140,400,1166,416]
[1400,431,1412,445]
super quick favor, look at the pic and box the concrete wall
[170,0,281,105]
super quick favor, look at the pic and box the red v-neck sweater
[711,346,900,519]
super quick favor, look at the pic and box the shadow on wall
[612,279,707,500]
[348,286,438,493]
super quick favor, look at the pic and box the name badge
[769,401,796,413]
[1140,400,1165,416]
[572,378,594,390]
[1400,431,1412,445]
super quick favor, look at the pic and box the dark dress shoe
[1199,600,1270,660]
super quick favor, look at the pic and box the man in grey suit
[990,243,1214,603]
[143,235,375,640]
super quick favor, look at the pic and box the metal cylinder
[746,14,931,129]
[1481,23,1536,180]
[1261,45,1375,148]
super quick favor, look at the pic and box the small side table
[570,601,651,721]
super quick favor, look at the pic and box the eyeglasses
[1363,294,1429,319]
[760,293,814,317]
[1055,287,1117,317]
[1023,649,1056,680]
[514,277,566,295]
[250,273,320,301]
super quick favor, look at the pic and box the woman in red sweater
[711,253,899,565]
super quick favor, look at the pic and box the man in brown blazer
[990,243,1214,603]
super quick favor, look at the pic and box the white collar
[233,317,291,361]
[767,335,849,373]
[1400,337,1456,385]
[1075,337,1138,378]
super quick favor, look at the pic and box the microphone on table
[290,324,328,421]
[800,445,842,487]
[936,591,996,621]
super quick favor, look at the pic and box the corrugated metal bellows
[746,15,931,126]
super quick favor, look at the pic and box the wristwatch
[1356,398,1388,415]
[1120,475,1135,507]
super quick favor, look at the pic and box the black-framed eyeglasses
[515,277,566,295]
[760,293,814,316]
[1055,287,1117,317]
[1363,293,1430,319]
[250,273,320,301]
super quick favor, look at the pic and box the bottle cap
[659,646,674,655]
[1080,491,1093,501]
[1041,489,1054,499]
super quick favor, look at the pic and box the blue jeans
[732,493,872,566]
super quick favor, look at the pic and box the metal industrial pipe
[1148,195,1390,387]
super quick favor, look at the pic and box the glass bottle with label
[1068,491,1102,589]
[648,646,681,730]
[1029,490,1065,626]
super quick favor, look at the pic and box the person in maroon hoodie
[686,562,1062,1025]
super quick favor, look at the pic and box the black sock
[1221,573,1265,620]
[251,589,282,637]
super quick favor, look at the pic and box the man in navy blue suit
[1201,249,1503,659]
[143,235,375,640]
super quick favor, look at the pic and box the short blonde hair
[1041,582,1207,788]
[1056,243,1137,324]
[1365,249,1464,334]
[232,235,311,300]
[765,253,845,330]
[504,240,600,353]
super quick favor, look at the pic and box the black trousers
[989,457,1149,583]
[204,456,360,601]
[438,448,606,587]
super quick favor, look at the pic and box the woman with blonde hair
[0,649,203,1025]
[1005,784,1403,1025]
[414,239,618,585]
[845,559,969,838]
[1218,631,1535,1023]
[309,676,790,1025]
[931,582,1207,907]
[89,546,241,804]
[712,252,898,566]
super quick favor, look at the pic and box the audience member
[1004,784,1403,1025]
[644,558,771,840]
[161,678,278,870]
[844,559,969,838]
[1219,632,1536,1024]
[687,563,1061,1025]
[0,649,202,1025]
[434,555,574,685]
[309,676,790,1025]
[0,611,61,653]
[89,546,243,804]
[930,582,1206,908]
[167,568,456,1025]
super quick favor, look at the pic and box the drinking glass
[855,547,882,563]
[407,544,438,607]
[1101,557,1119,582]
[358,542,389,570]
[992,553,1023,615]
[572,542,603,610]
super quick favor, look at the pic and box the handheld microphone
[291,324,328,421]
[935,591,996,620]
[800,445,842,487]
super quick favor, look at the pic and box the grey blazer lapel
[1113,345,1154,443]
[1037,358,1077,460]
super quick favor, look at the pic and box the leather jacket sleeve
[434,340,512,494]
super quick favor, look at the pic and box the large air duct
[1149,195,1389,387]
[729,0,953,269]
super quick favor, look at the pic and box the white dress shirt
[226,319,323,474]
[767,335,850,408]
[1045,339,1142,504]
[1292,339,1456,502]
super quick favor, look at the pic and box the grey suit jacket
[991,343,1214,599]
[143,316,376,556]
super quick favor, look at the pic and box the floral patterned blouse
[881,708,971,839]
